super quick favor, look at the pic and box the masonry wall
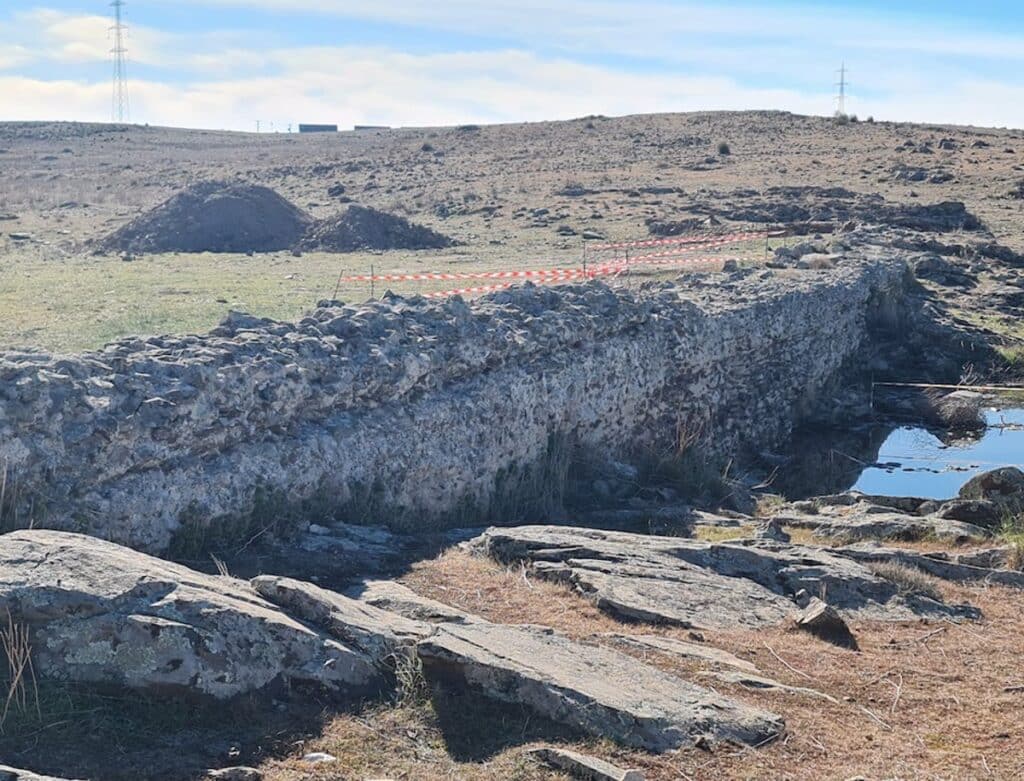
[0,258,909,552]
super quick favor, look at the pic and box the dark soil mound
[101,181,312,253]
[299,205,453,252]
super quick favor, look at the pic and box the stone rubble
[0,258,910,552]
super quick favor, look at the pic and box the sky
[1,1,1023,131]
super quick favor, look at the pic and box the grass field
[0,238,775,353]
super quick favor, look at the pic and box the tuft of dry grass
[868,561,945,601]
[0,611,39,733]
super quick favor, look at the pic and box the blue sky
[2,1,1023,130]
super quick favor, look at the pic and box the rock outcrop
[0,531,784,752]
[470,525,984,626]
[0,530,383,699]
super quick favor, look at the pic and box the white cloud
[1,45,1020,131]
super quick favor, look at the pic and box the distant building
[354,125,391,132]
[298,124,338,133]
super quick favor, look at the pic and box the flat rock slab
[471,526,980,627]
[0,530,381,699]
[528,747,644,781]
[417,621,784,752]
[779,502,990,544]
[352,580,783,750]
[0,768,83,781]
[835,543,1024,589]
[602,634,760,672]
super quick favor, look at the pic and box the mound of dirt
[299,204,453,252]
[101,180,312,253]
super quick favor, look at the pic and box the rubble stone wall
[0,257,909,551]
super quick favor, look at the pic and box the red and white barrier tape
[587,230,769,252]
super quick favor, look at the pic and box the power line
[110,0,129,123]
[835,62,848,117]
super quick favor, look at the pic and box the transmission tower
[110,0,129,123]
[835,62,848,117]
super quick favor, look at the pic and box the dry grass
[296,548,1024,781]
[0,612,38,733]
[868,561,945,601]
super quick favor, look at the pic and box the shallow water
[851,407,1024,499]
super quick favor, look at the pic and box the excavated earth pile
[299,204,454,252]
[99,180,313,253]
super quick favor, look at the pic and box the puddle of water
[851,407,1024,499]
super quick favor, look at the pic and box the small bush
[866,116,875,123]
[869,561,944,601]
[717,142,731,156]
[420,142,434,153]
[834,113,851,126]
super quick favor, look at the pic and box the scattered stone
[794,598,859,650]
[0,531,382,699]
[299,204,453,252]
[301,753,337,764]
[416,621,784,751]
[207,768,262,781]
[100,180,312,253]
[528,747,644,781]
[8,232,31,241]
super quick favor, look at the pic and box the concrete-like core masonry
[0,255,912,553]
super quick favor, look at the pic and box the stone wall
[0,255,910,552]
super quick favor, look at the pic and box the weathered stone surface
[0,767,82,781]
[527,747,644,781]
[471,525,980,626]
[206,769,262,781]
[779,500,991,544]
[602,634,759,672]
[699,670,838,703]
[0,259,910,551]
[794,598,858,650]
[417,621,784,751]
[250,575,428,661]
[0,531,380,699]
[959,467,1024,506]
[350,579,479,624]
[835,543,1024,589]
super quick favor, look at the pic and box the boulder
[959,467,1024,507]
[0,531,381,699]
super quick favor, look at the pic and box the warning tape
[587,230,770,252]
[335,234,759,286]
[422,254,743,299]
